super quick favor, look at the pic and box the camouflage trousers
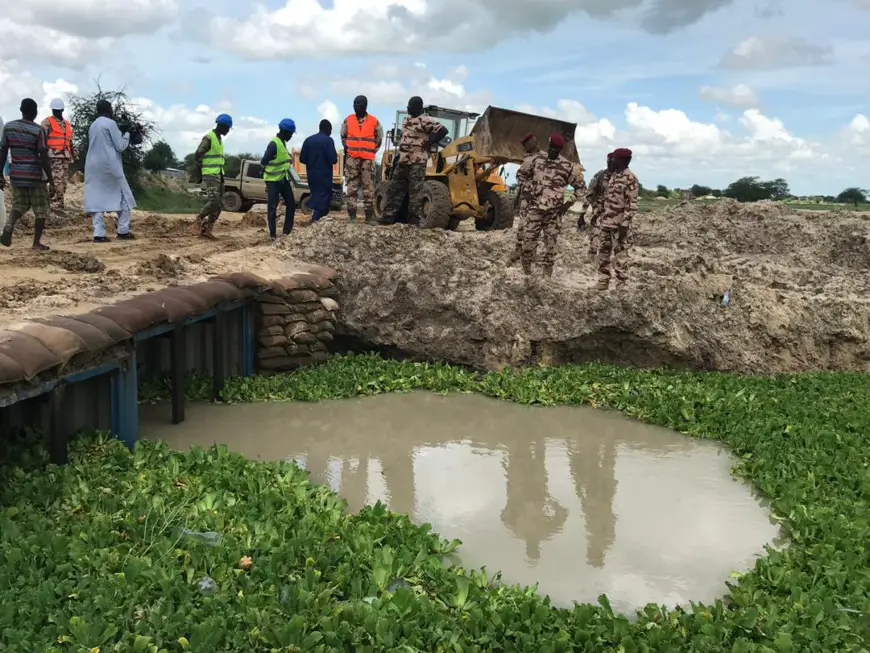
[48,157,70,212]
[345,156,375,214]
[588,208,603,255]
[521,207,562,269]
[597,219,631,285]
[196,175,223,228]
[511,199,529,260]
[382,163,425,225]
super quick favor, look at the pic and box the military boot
[347,208,357,223]
[364,207,375,224]
[201,219,218,240]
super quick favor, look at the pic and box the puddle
[140,392,779,613]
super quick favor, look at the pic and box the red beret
[612,148,632,158]
[520,132,535,144]
[549,132,564,147]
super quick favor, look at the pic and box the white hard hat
[50,98,64,111]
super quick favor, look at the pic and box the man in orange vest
[41,98,76,214]
[340,95,383,223]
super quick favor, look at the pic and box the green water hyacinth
[3,354,870,651]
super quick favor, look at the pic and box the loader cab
[390,105,480,148]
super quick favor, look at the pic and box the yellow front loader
[373,105,582,230]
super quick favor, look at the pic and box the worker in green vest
[260,118,296,241]
[191,113,232,239]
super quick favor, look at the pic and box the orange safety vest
[46,116,72,153]
[345,114,378,160]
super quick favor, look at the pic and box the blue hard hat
[215,113,233,127]
[279,118,296,132]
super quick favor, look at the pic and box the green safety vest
[263,136,290,182]
[201,131,224,177]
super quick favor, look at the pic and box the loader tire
[373,181,390,221]
[420,180,452,230]
[475,190,514,231]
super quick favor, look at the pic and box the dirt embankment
[2,188,869,373]
[269,199,870,373]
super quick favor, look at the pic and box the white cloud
[0,1,177,68]
[131,98,280,157]
[324,63,492,114]
[201,0,735,59]
[6,0,178,38]
[317,100,340,128]
[699,84,759,108]
[721,35,833,69]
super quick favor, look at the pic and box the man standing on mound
[596,148,638,290]
[0,98,54,250]
[191,113,232,239]
[507,132,542,266]
[84,99,137,242]
[520,132,586,278]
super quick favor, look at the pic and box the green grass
[136,185,203,214]
[3,354,870,651]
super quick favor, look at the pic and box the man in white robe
[83,100,136,242]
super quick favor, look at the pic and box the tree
[836,187,868,208]
[711,189,722,198]
[691,184,712,198]
[723,176,791,203]
[67,82,155,191]
[655,184,669,197]
[143,140,178,172]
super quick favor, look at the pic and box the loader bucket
[470,106,581,165]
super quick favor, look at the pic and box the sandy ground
[0,183,310,324]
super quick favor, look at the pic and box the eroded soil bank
[273,200,870,372]
[141,391,778,613]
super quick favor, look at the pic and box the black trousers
[266,179,295,237]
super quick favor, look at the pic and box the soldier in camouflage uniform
[520,133,586,278]
[341,95,384,223]
[190,114,232,240]
[584,152,614,260]
[379,96,448,227]
[507,133,542,266]
[596,148,638,290]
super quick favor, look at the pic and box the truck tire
[475,190,514,231]
[222,190,243,212]
[299,194,312,215]
[420,180,452,230]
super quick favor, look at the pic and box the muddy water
[141,392,778,613]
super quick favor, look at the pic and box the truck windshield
[396,111,461,142]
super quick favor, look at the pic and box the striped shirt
[0,119,47,187]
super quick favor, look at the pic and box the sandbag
[110,296,171,327]
[0,331,63,380]
[37,316,116,353]
[213,271,270,290]
[142,289,201,322]
[13,323,88,364]
[154,287,212,315]
[68,312,132,343]
[92,303,157,333]
[0,351,26,385]
[185,280,244,307]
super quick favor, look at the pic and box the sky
[0,0,868,195]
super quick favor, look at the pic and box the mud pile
[276,201,870,373]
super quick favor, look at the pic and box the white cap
[50,98,64,111]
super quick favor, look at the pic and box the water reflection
[141,391,778,613]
